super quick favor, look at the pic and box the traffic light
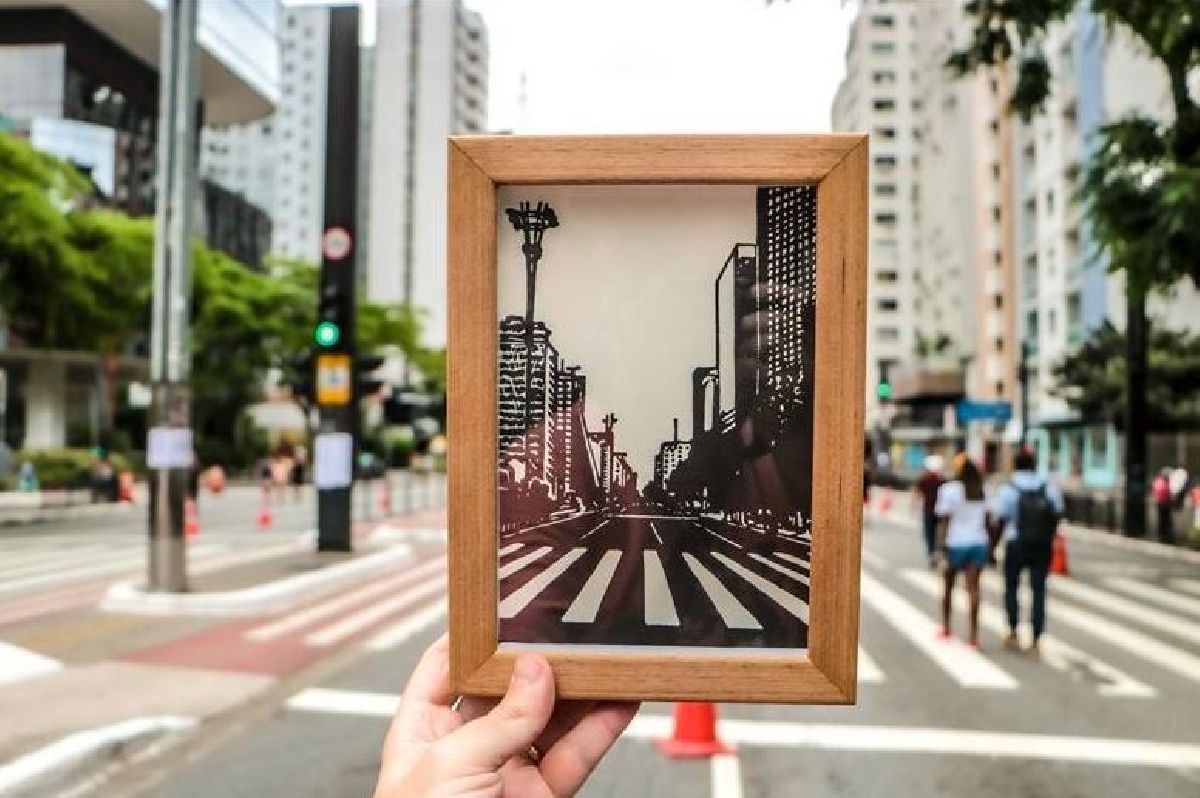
[876,379,893,401]
[315,281,349,350]
[357,354,386,398]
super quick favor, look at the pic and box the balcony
[891,367,966,404]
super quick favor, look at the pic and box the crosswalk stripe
[562,551,622,623]
[498,546,552,580]
[306,575,446,647]
[1103,577,1200,619]
[1169,578,1200,597]
[649,522,663,546]
[902,570,1155,699]
[857,646,885,683]
[246,559,445,641]
[365,601,447,651]
[773,551,810,571]
[499,548,586,619]
[980,572,1200,684]
[859,572,1017,690]
[1049,576,1200,646]
[711,551,808,622]
[682,553,761,630]
[644,551,680,626]
[0,545,112,573]
[0,641,61,687]
[750,553,810,586]
[498,543,524,558]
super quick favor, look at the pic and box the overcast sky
[288,0,854,134]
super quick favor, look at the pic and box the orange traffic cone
[878,487,894,514]
[184,499,200,539]
[378,486,391,515]
[257,501,273,531]
[1050,533,1069,576]
[655,703,733,758]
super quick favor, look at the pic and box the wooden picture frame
[447,134,867,704]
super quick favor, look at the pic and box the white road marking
[650,522,663,546]
[579,519,610,541]
[981,571,1200,684]
[710,754,743,798]
[285,694,1200,771]
[306,575,446,647]
[704,528,745,550]
[903,569,1155,699]
[857,646,886,683]
[246,559,444,641]
[859,550,887,569]
[859,572,1017,690]
[622,716,1200,770]
[499,548,587,619]
[366,602,447,651]
[498,546,553,580]
[287,688,397,717]
[772,551,811,572]
[1170,578,1200,597]
[498,542,524,558]
[644,551,680,626]
[750,552,810,586]
[562,551,622,623]
[0,641,61,687]
[711,551,808,622]
[1104,577,1200,618]
[1049,575,1200,646]
[682,553,761,630]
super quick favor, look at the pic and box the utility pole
[146,0,199,592]
[314,6,360,552]
[1016,340,1031,452]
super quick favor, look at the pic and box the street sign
[956,399,1013,424]
[321,226,352,261]
[316,353,352,405]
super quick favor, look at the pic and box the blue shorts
[946,543,989,571]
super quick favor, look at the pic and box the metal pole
[1017,340,1030,451]
[147,0,198,592]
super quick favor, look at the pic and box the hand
[374,635,639,798]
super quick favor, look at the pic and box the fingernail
[513,655,543,685]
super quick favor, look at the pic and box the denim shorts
[946,543,990,571]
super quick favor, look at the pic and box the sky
[287,0,855,134]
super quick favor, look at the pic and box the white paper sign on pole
[146,427,193,469]
[314,432,353,489]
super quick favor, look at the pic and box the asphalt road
[130,514,1200,798]
[499,512,810,647]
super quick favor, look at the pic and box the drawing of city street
[497,186,817,649]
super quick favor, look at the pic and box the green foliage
[13,448,135,490]
[1052,320,1200,429]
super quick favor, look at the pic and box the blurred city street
[3,504,1190,796]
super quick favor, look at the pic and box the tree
[1052,320,1200,430]
[949,0,1200,536]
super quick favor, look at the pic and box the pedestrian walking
[990,448,1063,655]
[1153,468,1175,544]
[933,453,990,648]
[914,454,945,567]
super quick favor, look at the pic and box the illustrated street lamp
[506,201,559,479]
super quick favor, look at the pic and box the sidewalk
[0,505,447,796]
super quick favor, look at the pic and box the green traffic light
[314,320,341,348]
[877,381,893,400]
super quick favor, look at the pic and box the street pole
[1124,293,1149,538]
[1017,340,1029,451]
[315,6,360,552]
[147,0,198,592]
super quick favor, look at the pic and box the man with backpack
[990,448,1064,655]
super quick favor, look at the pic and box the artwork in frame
[448,135,867,704]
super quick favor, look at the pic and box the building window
[870,14,894,28]
[873,98,896,112]
[995,337,1004,353]
[874,211,898,226]
[995,380,1005,396]
[874,182,897,197]
[877,298,899,311]
[876,269,899,282]
[877,327,900,341]
[992,205,1002,223]
[871,41,896,55]
[874,126,897,140]
[871,70,896,84]
[875,155,897,169]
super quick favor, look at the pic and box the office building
[368,0,488,345]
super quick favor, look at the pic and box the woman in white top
[933,453,991,648]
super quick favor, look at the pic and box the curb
[1061,523,1200,565]
[0,716,195,798]
[100,543,415,617]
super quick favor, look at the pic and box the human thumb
[447,654,555,771]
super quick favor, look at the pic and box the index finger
[540,701,640,797]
